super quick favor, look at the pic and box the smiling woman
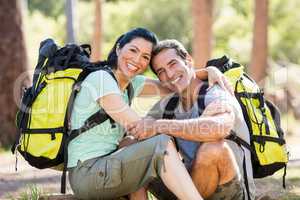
[116,37,152,78]
[67,27,204,200]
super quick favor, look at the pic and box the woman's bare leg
[160,141,203,200]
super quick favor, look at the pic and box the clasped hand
[126,117,158,141]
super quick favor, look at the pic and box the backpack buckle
[229,130,237,140]
[73,83,81,92]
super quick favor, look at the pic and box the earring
[116,44,120,56]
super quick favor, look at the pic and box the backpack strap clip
[73,82,81,92]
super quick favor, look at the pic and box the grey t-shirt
[147,85,255,200]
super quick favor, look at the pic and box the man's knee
[194,141,229,166]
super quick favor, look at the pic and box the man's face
[152,48,193,93]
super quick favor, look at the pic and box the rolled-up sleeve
[82,70,121,102]
[205,85,244,123]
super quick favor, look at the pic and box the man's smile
[170,75,183,85]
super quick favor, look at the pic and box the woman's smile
[117,37,153,78]
[127,62,139,72]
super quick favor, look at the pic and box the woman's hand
[196,66,233,95]
[206,66,234,94]
[126,117,158,140]
[206,66,234,95]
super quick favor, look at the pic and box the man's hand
[126,117,158,140]
[201,100,235,139]
[202,100,233,117]
[206,66,234,95]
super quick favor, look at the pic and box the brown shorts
[68,134,171,200]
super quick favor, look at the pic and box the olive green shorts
[207,176,244,200]
[68,134,171,200]
[149,175,244,200]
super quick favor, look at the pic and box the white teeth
[127,63,138,71]
[171,77,181,84]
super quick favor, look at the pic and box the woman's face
[116,37,153,78]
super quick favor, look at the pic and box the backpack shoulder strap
[227,130,254,200]
[196,81,209,116]
[162,81,209,119]
[226,131,254,153]
[103,67,133,106]
[161,94,180,151]
[127,82,134,106]
[70,67,134,137]
[162,94,180,119]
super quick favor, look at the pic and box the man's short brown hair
[150,39,189,74]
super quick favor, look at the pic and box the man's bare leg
[129,187,148,200]
[191,141,239,199]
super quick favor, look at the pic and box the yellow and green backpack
[11,39,133,193]
[206,56,289,199]
[205,55,288,177]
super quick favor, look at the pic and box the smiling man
[128,39,256,200]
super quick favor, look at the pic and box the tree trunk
[192,0,213,68]
[0,0,29,147]
[90,0,103,62]
[65,0,76,43]
[249,0,268,87]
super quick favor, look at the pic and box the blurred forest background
[0,0,300,199]
[1,0,300,148]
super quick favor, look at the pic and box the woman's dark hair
[98,27,158,69]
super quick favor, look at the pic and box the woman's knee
[161,135,178,154]
[152,134,173,152]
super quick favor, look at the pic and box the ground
[1,98,300,200]
[0,150,299,200]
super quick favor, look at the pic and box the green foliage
[28,0,65,19]
[269,0,300,64]
[213,1,253,66]
[25,11,66,68]
[127,0,192,51]
[101,0,193,76]
[24,0,300,68]
[19,185,41,200]
[229,0,252,18]
[101,0,300,67]
[100,0,192,55]
[76,0,94,44]
[214,0,300,66]
[6,185,42,200]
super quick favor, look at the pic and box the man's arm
[128,99,235,142]
[154,101,235,142]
